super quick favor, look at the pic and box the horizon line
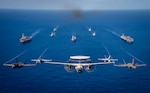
[0,8,150,11]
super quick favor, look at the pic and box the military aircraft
[98,46,118,64]
[53,26,58,32]
[71,35,77,42]
[45,55,109,73]
[31,48,52,64]
[31,58,52,64]
[114,58,146,69]
[88,27,92,32]
[98,55,118,64]
[50,31,55,37]
[3,59,36,68]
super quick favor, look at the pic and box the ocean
[0,9,150,93]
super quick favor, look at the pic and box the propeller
[84,61,96,72]
[64,64,75,72]
[84,65,96,72]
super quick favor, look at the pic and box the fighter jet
[114,58,146,69]
[3,59,36,68]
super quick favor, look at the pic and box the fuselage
[75,64,83,73]
[104,58,115,63]
[12,63,24,68]
[71,36,76,42]
[36,59,44,63]
[88,28,91,31]
[126,63,136,69]
[53,28,57,31]
[50,32,55,37]
[92,32,96,36]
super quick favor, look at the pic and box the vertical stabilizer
[132,58,135,65]
[22,33,25,38]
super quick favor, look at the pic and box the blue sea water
[0,9,150,93]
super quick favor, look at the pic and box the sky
[0,0,150,10]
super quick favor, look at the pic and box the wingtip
[3,64,6,66]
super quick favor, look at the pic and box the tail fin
[132,58,135,65]
[108,55,111,59]
[104,55,107,58]
[22,33,24,37]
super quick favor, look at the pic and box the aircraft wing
[135,64,147,67]
[114,64,127,67]
[110,59,118,61]
[3,64,14,67]
[31,59,39,61]
[41,59,52,62]
[98,58,118,61]
[98,58,108,61]
[23,64,36,66]
[44,61,70,65]
[45,61,108,66]
[31,59,52,62]
[80,62,108,66]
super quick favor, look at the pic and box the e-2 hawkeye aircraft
[45,55,113,73]
[114,58,146,69]
[3,58,36,68]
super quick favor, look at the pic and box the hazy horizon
[0,0,150,10]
